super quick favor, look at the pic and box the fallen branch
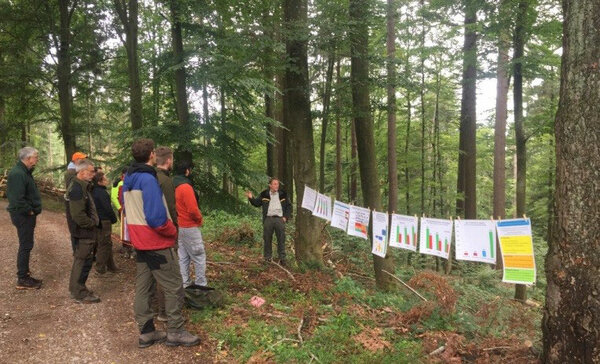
[347,272,375,281]
[382,270,428,302]
[296,317,304,345]
[270,261,296,281]
[266,337,299,352]
[428,345,446,356]
[482,346,512,352]
[309,352,322,363]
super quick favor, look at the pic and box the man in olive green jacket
[67,159,101,303]
[6,147,42,290]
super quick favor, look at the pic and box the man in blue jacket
[6,147,42,290]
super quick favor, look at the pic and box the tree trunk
[513,0,528,302]
[283,0,321,265]
[350,118,358,202]
[419,0,426,215]
[542,0,600,360]
[335,60,343,201]
[319,53,335,191]
[456,0,477,221]
[349,0,394,290]
[57,0,77,159]
[493,0,510,269]
[404,93,411,214]
[169,0,190,129]
[114,0,143,130]
[386,0,398,213]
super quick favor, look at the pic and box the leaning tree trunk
[493,0,511,269]
[542,0,600,361]
[349,0,394,290]
[513,0,529,302]
[283,0,322,265]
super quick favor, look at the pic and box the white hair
[18,147,38,161]
[75,159,94,172]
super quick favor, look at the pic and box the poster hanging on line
[347,205,370,240]
[419,217,453,259]
[312,193,332,221]
[301,185,318,212]
[389,214,418,252]
[371,211,389,257]
[496,218,536,285]
[330,200,351,231]
[454,219,497,264]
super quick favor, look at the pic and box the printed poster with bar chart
[330,200,351,231]
[301,185,317,212]
[496,218,536,285]
[371,211,389,258]
[419,217,453,259]
[312,193,332,221]
[454,219,497,264]
[347,205,370,240]
[389,214,418,252]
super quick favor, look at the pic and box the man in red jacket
[123,139,200,348]
[173,160,207,287]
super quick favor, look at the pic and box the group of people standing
[5,138,293,349]
[5,140,205,347]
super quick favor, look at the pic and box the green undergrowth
[187,213,543,362]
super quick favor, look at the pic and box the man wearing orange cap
[65,152,88,252]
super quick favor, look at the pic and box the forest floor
[0,197,542,363]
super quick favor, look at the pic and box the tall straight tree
[50,0,78,159]
[169,0,190,128]
[513,0,531,301]
[349,0,394,289]
[319,51,335,191]
[456,0,477,219]
[283,0,321,265]
[542,0,600,360]
[114,0,143,130]
[334,60,343,201]
[386,0,398,214]
[493,0,511,269]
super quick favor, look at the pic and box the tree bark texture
[283,0,322,265]
[542,0,600,361]
[319,53,335,191]
[349,0,394,290]
[335,60,343,201]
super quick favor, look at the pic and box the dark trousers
[10,213,37,279]
[69,238,96,299]
[95,220,117,273]
[263,216,286,261]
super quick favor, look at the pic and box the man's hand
[245,190,253,199]
[282,217,287,223]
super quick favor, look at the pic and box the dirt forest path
[0,200,214,363]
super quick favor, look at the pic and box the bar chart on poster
[389,214,418,252]
[371,211,389,257]
[419,217,453,259]
[454,219,497,264]
[347,205,370,240]
[312,193,332,221]
[330,200,351,231]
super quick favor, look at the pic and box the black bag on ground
[184,285,225,309]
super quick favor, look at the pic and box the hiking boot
[74,293,101,304]
[138,330,167,348]
[156,314,168,322]
[28,275,43,285]
[165,330,201,347]
[16,276,42,290]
